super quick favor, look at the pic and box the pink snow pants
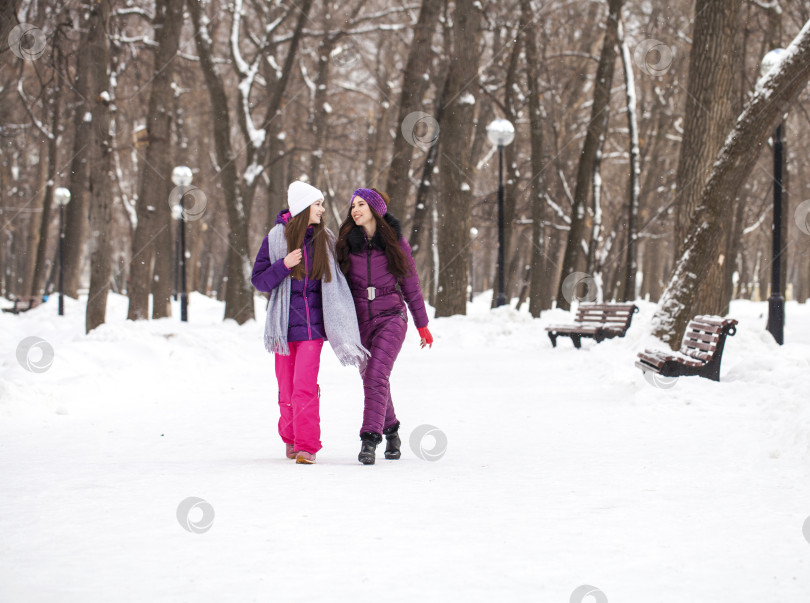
[274,339,324,454]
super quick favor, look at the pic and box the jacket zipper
[303,243,312,340]
[366,245,374,322]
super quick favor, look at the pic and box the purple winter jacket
[343,213,429,329]
[251,210,326,342]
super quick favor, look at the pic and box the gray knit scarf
[263,225,368,367]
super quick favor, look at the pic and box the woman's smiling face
[351,196,373,228]
[308,199,325,225]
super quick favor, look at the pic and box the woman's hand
[283,249,303,269]
[418,326,433,349]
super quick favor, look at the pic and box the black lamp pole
[58,202,65,316]
[179,186,188,323]
[55,188,70,316]
[486,118,514,309]
[766,122,784,344]
[495,144,506,307]
[173,233,179,302]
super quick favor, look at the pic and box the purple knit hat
[350,188,387,216]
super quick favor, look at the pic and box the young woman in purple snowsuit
[336,188,433,465]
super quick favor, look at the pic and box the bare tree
[409,11,452,257]
[4,0,810,321]
[619,18,640,302]
[496,12,525,306]
[127,0,185,321]
[556,0,624,311]
[187,0,250,322]
[383,0,442,220]
[522,0,550,316]
[61,4,95,298]
[188,0,312,324]
[672,0,741,317]
[85,0,114,333]
[653,18,810,345]
[28,57,61,298]
[0,0,24,57]
[434,0,482,318]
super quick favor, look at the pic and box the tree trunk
[364,67,394,187]
[652,19,810,345]
[434,0,482,318]
[556,0,623,311]
[265,124,287,233]
[309,36,335,188]
[127,0,184,321]
[63,9,94,298]
[262,63,286,233]
[586,122,606,292]
[754,247,766,302]
[409,63,451,256]
[797,238,810,303]
[500,24,523,305]
[383,0,441,221]
[364,114,378,185]
[619,19,640,302]
[429,190,440,307]
[30,86,60,297]
[523,0,549,317]
[720,18,748,313]
[722,189,747,311]
[673,0,741,316]
[639,237,660,301]
[85,0,113,334]
[0,160,7,296]
[21,146,47,297]
[228,0,311,322]
[149,200,175,317]
[0,0,24,58]
[188,0,264,324]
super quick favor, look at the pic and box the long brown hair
[284,209,332,282]
[335,189,412,279]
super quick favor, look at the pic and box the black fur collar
[347,212,402,252]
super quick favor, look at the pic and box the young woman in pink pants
[252,181,367,464]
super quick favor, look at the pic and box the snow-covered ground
[1,292,809,602]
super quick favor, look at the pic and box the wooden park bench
[2,296,44,314]
[635,315,738,382]
[546,302,639,349]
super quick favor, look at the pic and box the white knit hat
[287,181,324,217]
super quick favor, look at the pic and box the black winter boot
[383,421,401,460]
[358,432,382,465]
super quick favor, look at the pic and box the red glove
[418,326,433,349]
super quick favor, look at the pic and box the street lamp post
[171,166,193,322]
[486,118,515,308]
[54,187,71,316]
[173,231,179,302]
[469,227,479,302]
[761,49,786,345]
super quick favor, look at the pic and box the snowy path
[2,294,809,602]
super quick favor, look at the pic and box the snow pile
[1,293,809,601]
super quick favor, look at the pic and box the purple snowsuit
[251,210,326,342]
[343,213,429,435]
